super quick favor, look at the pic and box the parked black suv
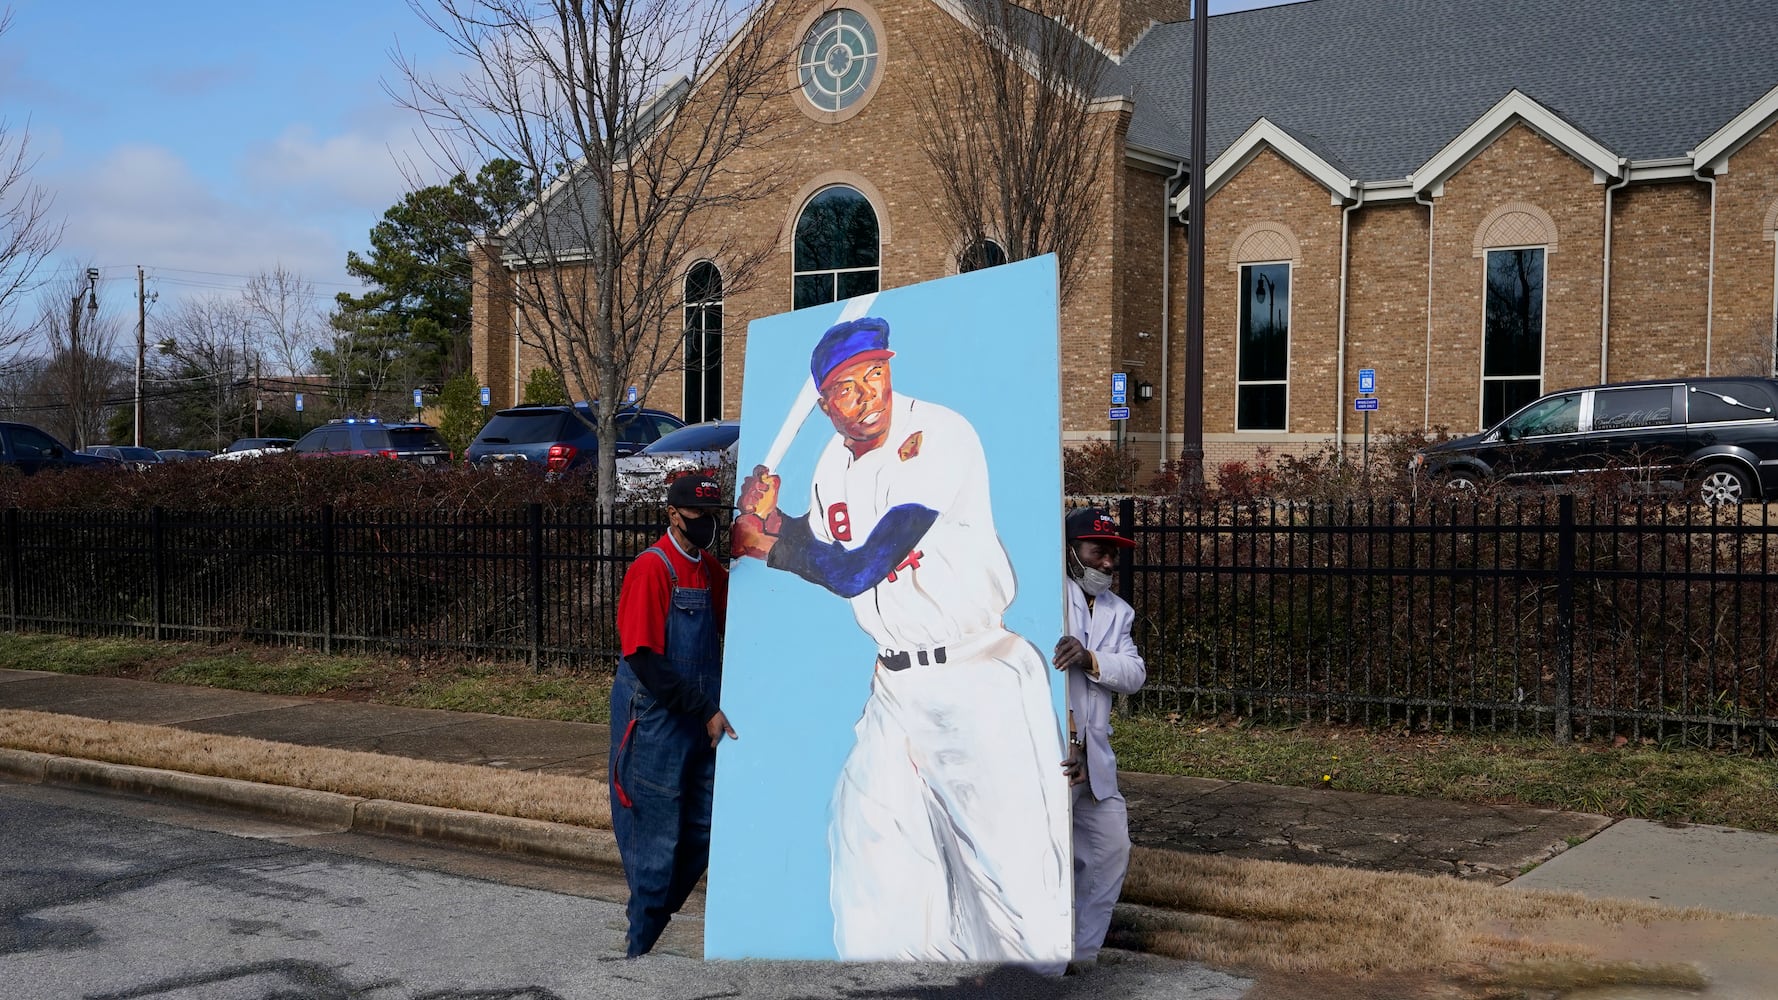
[290,419,453,465]
[1411,377,1778,503]
[0,422,113,473]
[465,404,683,473]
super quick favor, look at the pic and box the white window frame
[790,185,880,309]
[798,9,880,114]
[1479,244,1549,430]
[1235,260,1293,432]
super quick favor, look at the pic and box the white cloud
[241,116,430,211]
[51,144,351,302]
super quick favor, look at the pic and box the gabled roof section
[1171,117,1355,213]
[1691,83,1778,171]
[1120,0,1778,180]
[1409,90,1622,195]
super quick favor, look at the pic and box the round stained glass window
[799,10,879,114]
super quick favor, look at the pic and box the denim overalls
[609,546,722,957]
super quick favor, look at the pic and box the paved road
[0,779,1253,1000]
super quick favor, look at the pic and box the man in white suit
[1046,506,1146,975]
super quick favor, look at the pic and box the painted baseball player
[730,316,1071,963]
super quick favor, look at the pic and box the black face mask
[679,512,718,551]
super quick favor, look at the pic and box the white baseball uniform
[791,391,1072,962]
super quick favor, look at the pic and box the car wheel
[1695,462,1754,505]
[1440,469,1481,492]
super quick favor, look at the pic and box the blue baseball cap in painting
[811,317,894,390]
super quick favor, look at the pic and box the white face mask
[1069,547,1114,597]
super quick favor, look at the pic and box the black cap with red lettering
[1065,506,1135,548]
[666,474,731,509]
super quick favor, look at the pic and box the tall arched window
[958,238,1006,273]
[794,186,879,310]
[683,261,722,423]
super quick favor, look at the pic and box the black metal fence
[2,505,666,669]
[1119,495,1778,747]
[4,497,1775,744]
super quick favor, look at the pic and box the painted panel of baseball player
[728,315,1071,962]
[702,257,1068,962]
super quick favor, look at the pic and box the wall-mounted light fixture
[1136,330,1152,340]
[1137,381,1154,402]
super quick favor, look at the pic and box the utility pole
[135,266,147,447]
[253,360,262,436]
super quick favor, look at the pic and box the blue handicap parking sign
[1358,368,1376,395]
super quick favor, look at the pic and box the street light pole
[1179,0,1210,488]
[69,268,99,450]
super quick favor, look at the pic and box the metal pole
[1179,0,1210,488]
[135,266,146,447]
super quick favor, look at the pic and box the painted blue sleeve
[767,503,939,599]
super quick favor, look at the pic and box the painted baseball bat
[757,292,880,473]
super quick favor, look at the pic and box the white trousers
[1027,784,1133,975]
[828,630,1072,962]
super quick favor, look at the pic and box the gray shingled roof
[1118,0,1778,176]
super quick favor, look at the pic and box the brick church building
[470,0,1778,471]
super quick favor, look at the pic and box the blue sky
[1,0,1293,313]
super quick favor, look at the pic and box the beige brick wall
[1606,181,1711,381]
[1710,126,1778,377]
[1426,124,1606,433]
[469,242,514,405]
[1193,147,1344,443]
[1345,201,1430,437]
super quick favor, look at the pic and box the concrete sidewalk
[4,667,1776,919]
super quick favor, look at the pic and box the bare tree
[911,0,1115,300]
[243,266,321,379]
[0,9,64,369]
[395,0,800,514]
[156,296,260,450]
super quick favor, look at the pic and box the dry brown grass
[1115,846,1759,994]
[4,708,1770,996]
[0,708,611,828]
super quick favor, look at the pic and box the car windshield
[1499,395,1580,439]
[478,410,568,444]
[642,423,738,453]
[117,447,160,461]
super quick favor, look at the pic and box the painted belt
[876,628,1006,671]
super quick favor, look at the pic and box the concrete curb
[0,747,621,870]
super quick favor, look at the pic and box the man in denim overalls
[611,473,737,957]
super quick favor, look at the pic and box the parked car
[465,404,684,473]
[213,437,296,461]
[78,445,163,469]
[1410,376,1778,503]
[0,423,113,473]
[157,449,214,462]
[289,418,453,465]
[615,420,741,502]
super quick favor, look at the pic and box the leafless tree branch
[395,0,801,515]
[912,0,1113,301]
[0,9,65,370]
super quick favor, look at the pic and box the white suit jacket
[1064,578,1146,802]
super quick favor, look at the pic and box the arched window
[683,261,722,423]
[958,238,1006,273]
[794,186,879,310]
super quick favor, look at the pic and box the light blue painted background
[704,255,1066,960]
